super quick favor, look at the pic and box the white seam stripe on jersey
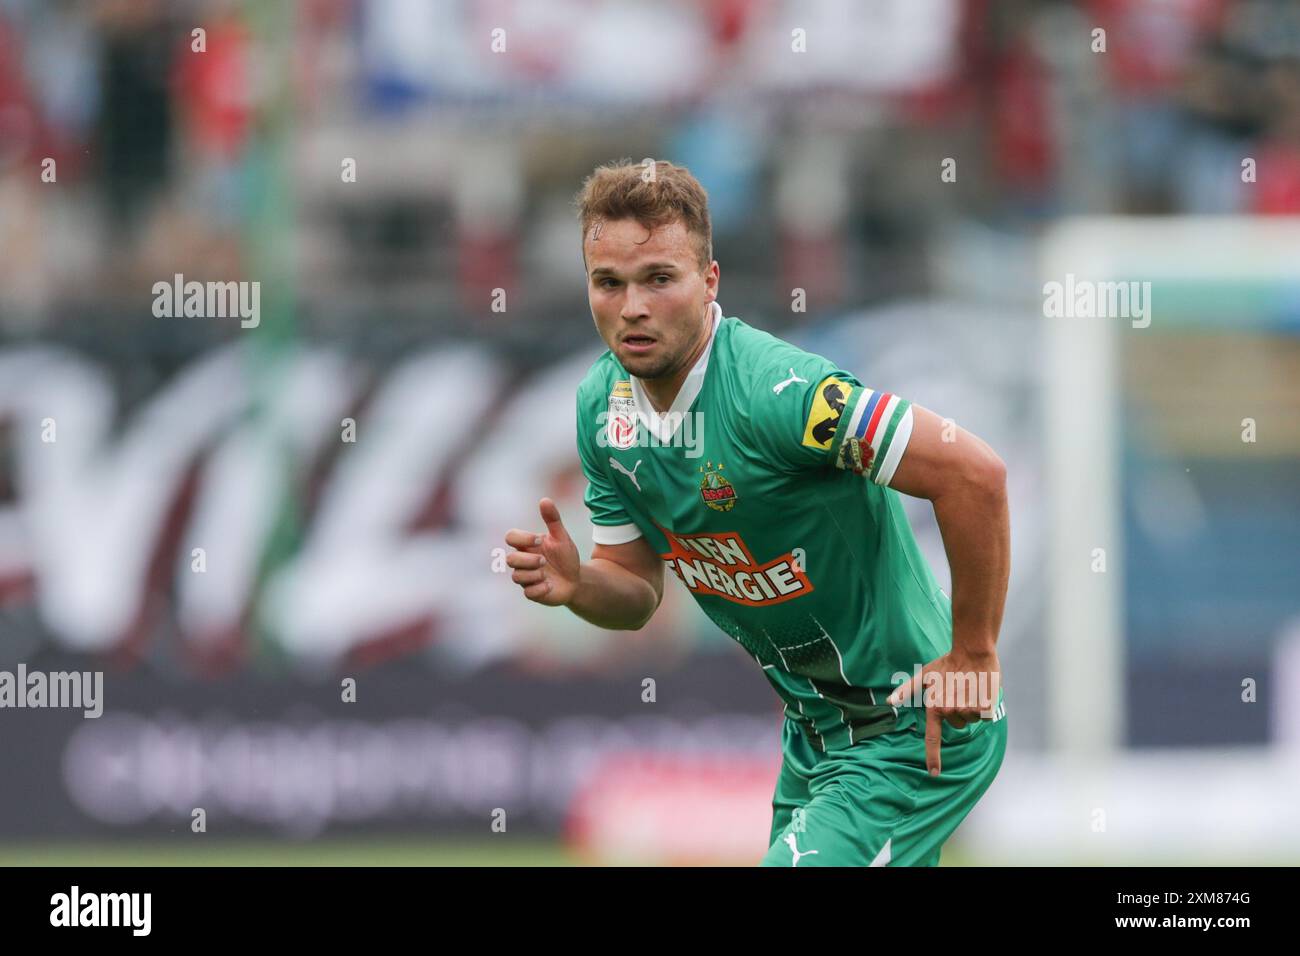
[873,404,914,486]
[591,522,643,545]
[869,838,892,867]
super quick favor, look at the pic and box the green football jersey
[576,303,953,751]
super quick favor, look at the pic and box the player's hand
[503,497,581,607]
[886,649,1000,777]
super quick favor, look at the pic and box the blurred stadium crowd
[3,0,1300,340]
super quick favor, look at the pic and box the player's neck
[638,314,713,413]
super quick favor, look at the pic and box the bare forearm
[566,557,660,630]
[931,477,1010,655]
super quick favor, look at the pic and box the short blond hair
[575,159,713,269]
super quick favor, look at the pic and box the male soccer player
[503,160,1009,867]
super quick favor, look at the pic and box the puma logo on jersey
[609,457,643,492]
[784,832,819,866]
[772,368,807,394]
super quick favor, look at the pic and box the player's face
[583,217,719,380]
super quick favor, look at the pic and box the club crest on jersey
[606,380,637,450]
[801,376,854,450]
[698,460,737,512]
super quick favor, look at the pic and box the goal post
[1042,216,1300,760]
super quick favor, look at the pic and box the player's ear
[701,262,720,303]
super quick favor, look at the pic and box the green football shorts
[761,696,1008,866]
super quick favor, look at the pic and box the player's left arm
[888,404,1009,661]
[747,353,1007,772]
[884,405,1008,769]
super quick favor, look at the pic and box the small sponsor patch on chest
[607,379,637,450]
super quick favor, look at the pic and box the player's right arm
[504,497,663,630]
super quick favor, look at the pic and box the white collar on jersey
[629,300,722,445]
